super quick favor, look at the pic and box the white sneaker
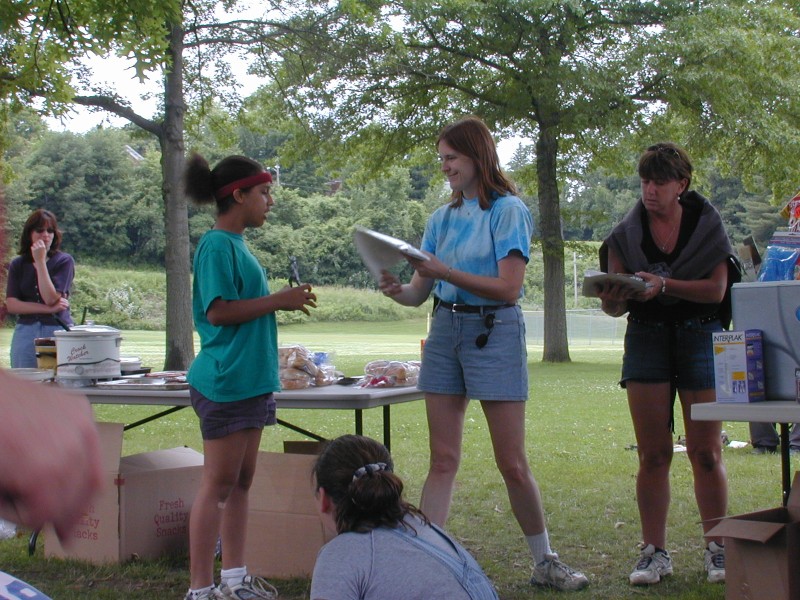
[704,541,725,583]
[629,544,673,586]
[219,575,278,599]
[184,587,225,600]
[530,553,590,591]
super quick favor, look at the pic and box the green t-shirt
[187,229,280,401]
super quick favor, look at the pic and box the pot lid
[54,324,121,336]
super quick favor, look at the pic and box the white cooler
[732,281,800,400]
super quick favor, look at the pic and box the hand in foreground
[0,371,103,543]
[277,283,317,315]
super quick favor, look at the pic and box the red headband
[214,172,273,200]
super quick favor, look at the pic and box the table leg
[355,409,363,436]
[124,406,187,431]
[780,422,791,506]
[384,405,391,452]
[276,418,326,442]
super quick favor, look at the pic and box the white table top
[77,383,423,411]
[692,400,800,423]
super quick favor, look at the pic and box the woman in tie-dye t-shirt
[378,116,588,592]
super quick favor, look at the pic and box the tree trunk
[536,127,570,363]
[160,23,194,370]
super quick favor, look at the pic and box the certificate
[353,227,429,281]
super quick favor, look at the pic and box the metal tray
[93,378,189,391]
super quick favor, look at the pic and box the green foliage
[0,1,180,114]
[43,263,429,331]
[69,266,167,330]
[3,126,166,265]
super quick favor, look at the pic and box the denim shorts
[418,304,528,401]
[621,316,721,390]
[190,386,277,440]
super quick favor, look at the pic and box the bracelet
[660,276,667,295]
[443,267,453,282]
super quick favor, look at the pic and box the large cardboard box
[243,451,333,579]
[706,473,800,600]
[45,422,204,563]
[713,329,766,402]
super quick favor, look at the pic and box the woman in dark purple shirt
[6,209,74,368]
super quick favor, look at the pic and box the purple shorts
[190,386,277,440]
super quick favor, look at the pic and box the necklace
[650,213,680,252]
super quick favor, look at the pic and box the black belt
[434,299,517,314]
[627,313,720,326]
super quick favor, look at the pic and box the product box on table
[243,449,334,579]
[713,329,766,403]
[45,422,203,563]
[706,472,800,600]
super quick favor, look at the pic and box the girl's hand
[277,284,317,315]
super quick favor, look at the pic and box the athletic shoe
[704,541,725,583]
[629,544,673,586]
[184,587,225,600]
[219,575,278,599]
[530,553,589,591]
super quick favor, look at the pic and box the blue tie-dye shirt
[421,194,533,305]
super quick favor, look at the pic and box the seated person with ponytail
[311,434,498,600]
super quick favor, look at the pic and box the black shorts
[621,316,721,389]
[190,386,277,440]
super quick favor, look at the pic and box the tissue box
[713,330,766,402]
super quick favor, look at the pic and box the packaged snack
[279,367,312,390]
[314,364,342,387]
[362,360,420,387]
[278,344,318,377]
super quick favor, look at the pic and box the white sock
[221,566,247,588]
[526,531,553,564]
[187,585,215,599]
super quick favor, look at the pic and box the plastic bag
[757,245,800,281]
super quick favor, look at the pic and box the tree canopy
[254,0,800,361]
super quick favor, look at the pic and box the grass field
[0,321,786,599]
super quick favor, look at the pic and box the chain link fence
[523,309,626,346]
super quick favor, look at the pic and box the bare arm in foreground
[0,371,103,542]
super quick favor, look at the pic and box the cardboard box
[282,440,327,455]
[737,236,763,282]
[713,330,766,402]
[45,422,203,563]
[707,473,800,600]
[243,451,333,579]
